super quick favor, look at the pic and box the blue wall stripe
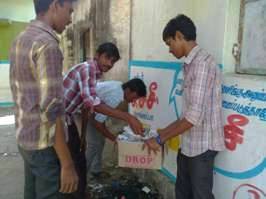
[214,158,266,179]
[161,167,176,183]
[129,60,182,70]
[0,102,14,107]
[0,60,10,64]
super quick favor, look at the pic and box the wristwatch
[155,135,163,146]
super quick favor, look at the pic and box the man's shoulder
[193,48,217,68]
[96,81,123,97]
[14,29,59,56]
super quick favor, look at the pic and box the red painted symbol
[233,184,266,199]
[132,82,159,110]
[224,114,249,151]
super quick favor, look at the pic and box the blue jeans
[19,146,65,199]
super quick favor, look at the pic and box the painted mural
[213,74,266,199]
[129,60,183,180]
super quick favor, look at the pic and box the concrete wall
[64,0,236,78]
[62,0,131,82]
[131,0,230,65]
[223,0,241,73]
[192,0,228,65]
[131,0,193,61]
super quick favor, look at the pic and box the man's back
[181,46,225,157]
[10,20,64,150]
[94,80,124,122]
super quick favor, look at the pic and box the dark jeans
[175,149,218,199]
[67,123,87,199]
[19,146,66,199]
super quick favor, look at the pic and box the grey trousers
[175,149,218,199]
[86,123,105,174]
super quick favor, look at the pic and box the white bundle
[117,126,158,142]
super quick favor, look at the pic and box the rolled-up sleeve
[79,65,101,109]
[37,43,65,123]
[184,61,215,126]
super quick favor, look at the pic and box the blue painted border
[0,102,14,107]
[214,158,266,179]
[0,60,10,64]
[161,167,176,183]
[129,60,181,70]
[128,60,182,81]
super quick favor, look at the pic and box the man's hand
[53,117,79,194]
[127,114,144,135]
[143,137,161,155]
[59,163,79,193]
[109,134,117,143]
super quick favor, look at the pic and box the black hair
[122,78,147,97]
[33,0,76,14]
[96,42,120,62]
[162,14,196,41]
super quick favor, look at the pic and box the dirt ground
[0,107,162,199]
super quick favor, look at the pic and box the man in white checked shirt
[144,14,225,199]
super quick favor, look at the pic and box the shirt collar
[183,45,201,65]
[29,20,60,43]
[89,58,103,79]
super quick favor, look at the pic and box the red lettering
[224,114,249,151]
[126,155,131,163]
[131,81,159,110]
[147,156,153,165]
[147,82,159,110]
[133,156,139,164]
[140,157,146,164]
[124,155,153,166]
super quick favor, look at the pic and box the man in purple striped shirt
[144,14,225,199]
[10,0,78,198]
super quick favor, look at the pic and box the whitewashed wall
[131,0,231,66]
[131,0,193,61]
[192,0,227,65]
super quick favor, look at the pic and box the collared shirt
[10,20,65,150]
[94,81,124,123]
[63,59,102,115]
[180,45,225,157]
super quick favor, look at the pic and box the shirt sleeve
[37,43,65,123]
[79,63,101,109]
[184,60,216,126]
